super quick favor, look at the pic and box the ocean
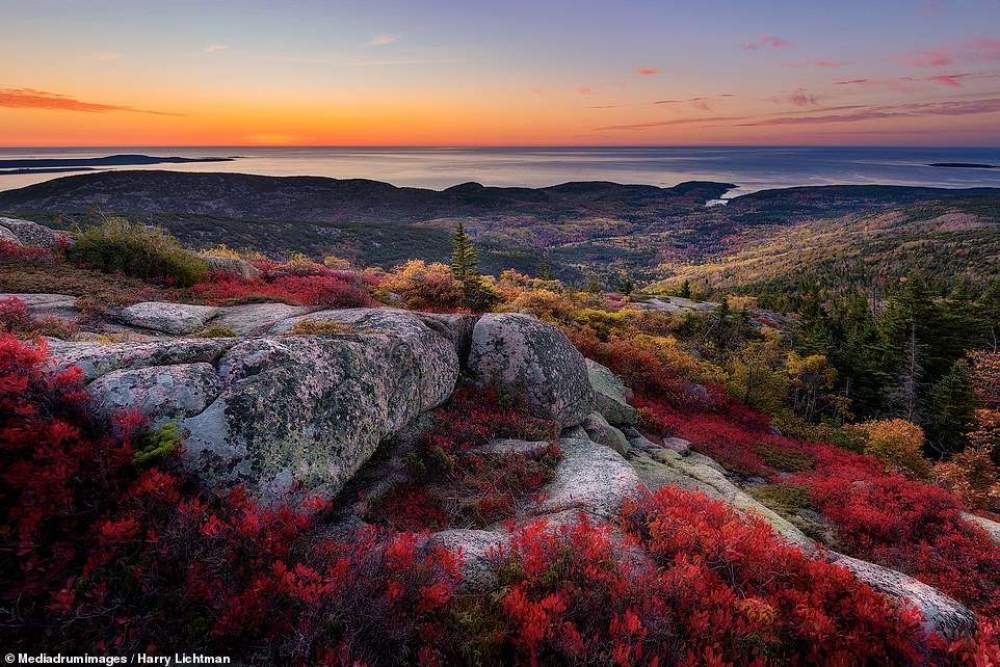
[1,146,999,196]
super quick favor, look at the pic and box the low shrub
[852,418,931,476]
[67,218,208,286]
[190,271,373,308]
[379,260,464,311]
[0,296,78,340]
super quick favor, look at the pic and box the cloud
[785,58,847,69]
[204,44,228,53]
[734,97,1000,127]
[596,114,751,131]
[0,87,177,115]
[835,72,990,90]
[893,47,954,68]
[743,35,792,51]
[367,34,398,47]
[594,97,1000,132]
[925,73,973,87]
[635,67,659,76]
[577,86,593,96]
[776,88,820,107]
[94,52,122,62]
[653,94,734,111]
[892,36,1000,68]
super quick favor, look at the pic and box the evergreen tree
[926,359,977,457]
[450,223,479,283]
[537,253,553,280]
[679,279,692,299]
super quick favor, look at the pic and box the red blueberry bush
[486,489,931,665]
[190,263,377,308]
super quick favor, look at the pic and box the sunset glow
[2,0,999,146]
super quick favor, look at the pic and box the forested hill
[2,170,998,286]
[0,170,732,223]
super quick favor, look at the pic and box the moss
[749,483,814,515]
[193,324,238,338]
[754,443,815,472]
[133,422,184,466]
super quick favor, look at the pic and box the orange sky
[2,1,999,146]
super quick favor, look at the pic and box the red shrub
[190,270,374,308]
[0,238,52,261]
[484,489,932,665]
[0,296,31,332]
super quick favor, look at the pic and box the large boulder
[585,359,638,426]
[116,302,221,335]
[963,512,1000,544]
[0,216,67,248]
[182,310,460,501]
[467,313,593,427]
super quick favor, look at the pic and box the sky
[1,0,999,146]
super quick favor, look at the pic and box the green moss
[754,443,815,472]
[133,422,184,466]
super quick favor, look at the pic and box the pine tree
[537,253,553,280]
[450,223,479,283]
[679,279,692,299]
[927,359,976,457]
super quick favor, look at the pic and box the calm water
[1,146,999,196]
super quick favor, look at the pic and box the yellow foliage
[379,260,463,311]
[933,446,1000,512]
[852,419,929,476]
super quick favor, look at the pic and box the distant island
[929,162,998,169]
[0,153,236,175]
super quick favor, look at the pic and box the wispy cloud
[367,34,398,47]
[891,35,1000,68]
[775,88,820,107]
[734,97,1000,127]
[635,67,659,76]
[743,35,792,51]
[893,47,953,68]
[595,97,1000,132]
[204,43,229,53]
[835,72,994,90]
[653,93,734,111]
[0,87,178,115]
[577,86,593,96]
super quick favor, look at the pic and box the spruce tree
[450,223,478,283]
[679,279,692,299]
[927,359,976,457]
